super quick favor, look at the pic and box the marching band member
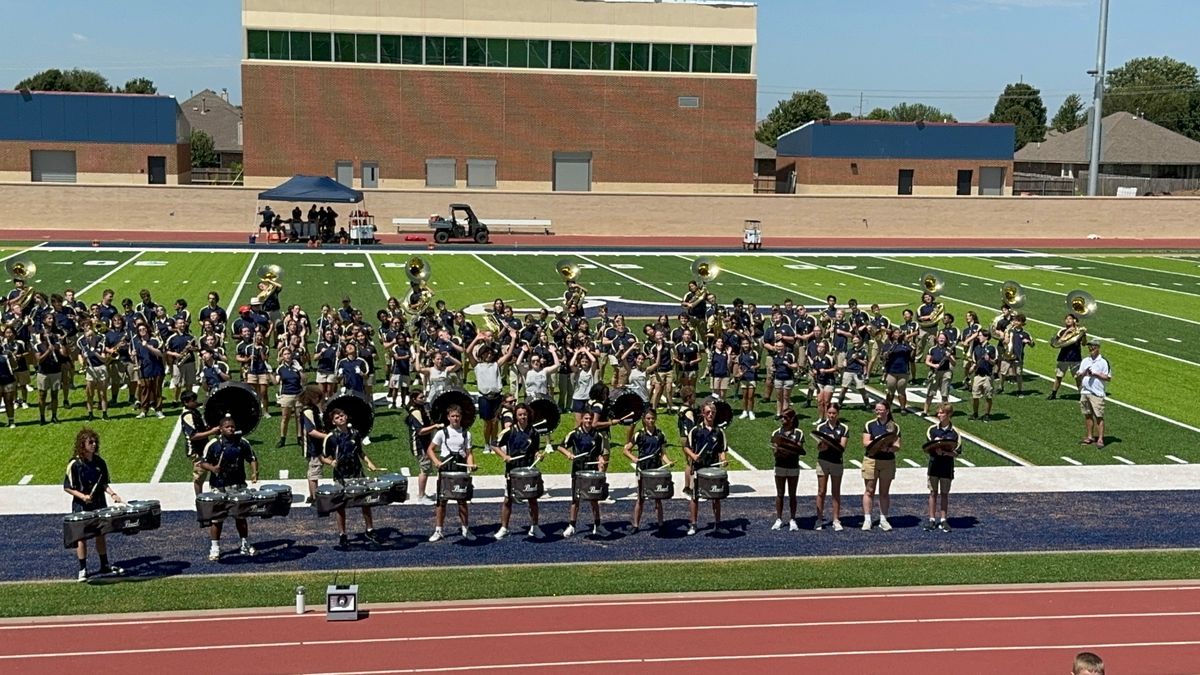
[297,385,326,503]
[179,391,219,495]
[1049,313,1086,400]
[75,321,109,420]
[624,408,670,533]
[469,327,518,449]
[813,403,848,531]
[880,327,914,414]
[861,403,900,531]
[274,347,305,448]
[970,330,998,421]
[165,318,197,407]
[494,403,544,540]
[922,332,956,416]
[808,341,837,423]
[35,314,68,425]
[199,348,230,399]
[997,314,1033,395]
[1076,340,1111,449]
[196,292,228,336]
[673,327,702,410]
[558,410,609,538]
[64,428,123,581]
[239,330,271,414]
[569,346,600,426]
[199,415,259,561]
[418,350,461,404]
[0,329,17,427]
[770,408,802,532]
[707,336,733,402]
[314,328,340,400]
[427,405,476,542]
[897,309,920,382]
[386,331,413,409]
[769,336,798,419]
[683,401,727,536]
[680,280,708,326]
[836,334,870,411]
[49,294,79,409]
[959,311,983,388]
[800,325,826,409]
[523,345,560,403]
[924,403,962,532]
[318,407,385,548]
[647,330,674,414]
[404,390,439,505]
[735,341,759,420]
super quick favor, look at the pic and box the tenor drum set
[196,485,293,526]
[314,474,408,516]
[63,500,163,548]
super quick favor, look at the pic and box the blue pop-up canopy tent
[257,174,363,203]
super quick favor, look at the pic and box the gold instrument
[1050,290,1097,348]
[557,259,586,309]
[403,256,434,315]
[1000,280,1026,309]
[5,258,37,311]
[691,258,720,286]
[253,264,284,304]
[916,271,945,329]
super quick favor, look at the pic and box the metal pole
[1086,0,1110,196]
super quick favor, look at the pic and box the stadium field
[1,244,1197,489]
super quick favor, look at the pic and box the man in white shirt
[1075,340,1111,449]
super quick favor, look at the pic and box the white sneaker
[529,525,545,539]
[155,410,165,419]
[417,496,435,506]
[747,411,756,420]
[494,526,509,540]
[788,519,799,532]
[208,545,221,561]
[135,412,146,419]
[461,526,476,541]
[770,518,783,531]
[362,436,371,446]
[261,411,271,419]
[814,519,824,531]
[686,524,697,536]
[77,569,88,582]
[428,529,444,543]
[879,515,893,532]
[862,516,873,531]
[739,411,749,420]
[239,541,256,556]
[563,524,576,538]
[832,519,844,532]
[593,524,611,537]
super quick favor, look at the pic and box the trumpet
[404,256,434,315]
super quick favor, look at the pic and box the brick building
[0,90,190,185]
[241,0,757,192]
[775,120,1015,196]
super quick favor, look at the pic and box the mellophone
[314,474,409,517]
[63,500,162,548]
[196,484,294,525]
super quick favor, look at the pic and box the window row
[247,30,752,74]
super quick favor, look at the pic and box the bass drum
[528,398,561,435]
[432,390,477,430]
[205,382,263,434]
[324,390,375,437]
[607,390,644,426]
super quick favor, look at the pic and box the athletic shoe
[628,525,640,535]
[593,524,610,537]
[788,519,799,532]
[879,515,892,532]
[923,519,937,531]
[739,411,749,420]
[261,412,271,419]
[938,520,952,533]
[461,526,476,542]
[747,411,756,421]
[338,534,349,548]
[862,517,873,531]
[99,565,124,576]
[77,569,88,582]
[364,530,383,545]
[208,546,221,561]
[562,524,576,538]
[814,520,824,531]
[417,496,435,506]
[276,437,287,448]
[135,411,146,419]
[306,496,315,505]
[155,410,165,419]
[362,436,372,446]
[7,423,14,429]
[494,526,509,540]
[832,520,844,532]
[771,518,783,531]
[686,524,697,536]
[428,529,444,543]
[529,525,545,539]
[240,541,256,556]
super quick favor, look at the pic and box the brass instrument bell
[691,257,720,284]
[405,256,431,283]
[1000,280,1026,308]
[1065,289,1098,317]
[6,258,37,282]
[257,263,284,282]
[919,271,944,297]
[556,259,580,282]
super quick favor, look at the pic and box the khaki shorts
[418,453,434,476]
[999,360,1021,377]
[711,377,730,391]
[776,379,795,390]
[106,362,126,385]
[1056,361,1080,378]
[971,375,993,400]
[774,467,800,478]
[885,373,908,392]
[654,371,674,386]
[926,370,952,400]
[861,457,896,481]
[1080,393,1106,419]
[245,372,270,385]
[928,476,953,493]
[125,362,141,383]
[83,365,109,384]
[841,371,865,389]
[191,459,209,484]
[738,380,756,391]
[36,372,62,392]
[15,371,30,387]
[815,459,844,476]
[0,382,14,394]
[277,393,298,411]
[388,373,409,388]
[307,456,324,480]
[316,372,336,384]
[172,361,197,389]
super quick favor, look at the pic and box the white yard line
[0,242,46,263]
[991,254,1200,298]
[17,475,32,486]
[1042,252,1200,281]
[365,252,392,301]
[77,250,145,297]
[956,457,976,467]
[35,245,1056,257]
[903,458,921,468]
[471,254,549,308]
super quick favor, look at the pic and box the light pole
[1086,0,1110,196]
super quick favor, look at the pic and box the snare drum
[508,467,544,501]
[63,511,101,548]
[257,484,293,518]
[343,479,372,509]
[314,484,345,517]
[196,491,229,525]
[696,467,730,500]
[573,470,609,502]
[639,468,674,501]
[439,471,473,503]
[376,473,409,503]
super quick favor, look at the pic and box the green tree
[863,102,956,122]
[755,90,832,148]
[1051,94,1087,133]
[190,129,218,168]
[121,77,157,95]
[830,111,853,121]
[990,82,1047,150]
[865,107,891,121]
[16,68,111,92]
[1105,56,1200,139]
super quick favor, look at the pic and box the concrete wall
[0,183,1196,240]
[778,157,1014,196]
[0,141,191,185]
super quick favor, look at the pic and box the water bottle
[295,585,306,615]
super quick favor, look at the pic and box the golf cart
[428,204,490,244]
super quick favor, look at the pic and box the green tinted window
[425,36,444,65]
[591,42,611,70]
[692,45,713,73]
[289,32,311,61]
[651,44,671,72]
[711,45,732,73]
[380,35,401,63]
[268,31,289,60]
[671,44,690,72]
[486,38,506,67]
[444,37,464,65]
[570,41,590,69]
[335,33,355,62]
[731,45,752,74]
[311,32,332,61]
[613,42,632,70]
[466,38,487,67]
[550,41,571,69]
[247,30,268,59]
[631,43,650,71]
[529,40,549,68]
[508,39,529,68]
[356,34,377,63]
[401,35,422,64]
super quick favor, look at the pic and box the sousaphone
[404,256,434,315]
[204,382,263,434]
[5,258,37,311]
[431,390,477,430]
[1000,280,1026,309]
[917,271,945,328]
[1051,289,1098,348]
[324,390,376,436]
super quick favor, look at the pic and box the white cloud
[71,32,88,42]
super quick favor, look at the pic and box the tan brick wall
[778,157,1015,192]
[0,183,1197,241]
[242,64,756,190]
[0,141,189,183]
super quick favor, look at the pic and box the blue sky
[4,0,1199,123]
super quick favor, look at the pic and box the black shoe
[87,412,95,421]
[276,437,286,448]
[63,399,71,409]
[1047,392,1057,400]
[39,417,46,426]
[969,414,978,420]
[364,530,383,545]
[682,486,693,496]
[99,564,125,576]
[102,411,109,420]
[51,416,59,424]
[922,520,937,531]
[338,534,349,548]
[306,496,315,505]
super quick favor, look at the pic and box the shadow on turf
[217,539,318,566]
[89,555,191,585]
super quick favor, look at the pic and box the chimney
[220,88,229,103]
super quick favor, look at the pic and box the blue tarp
[257,175,363,203]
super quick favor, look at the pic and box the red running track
[1,582,1199,674]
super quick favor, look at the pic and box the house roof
[754,140,776,160]
[181,89,241,153]
[1014,111,1200,165]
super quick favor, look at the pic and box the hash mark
[1113,456,1136,465]
[1165,455,1189,464]
[1061,456,1083,466]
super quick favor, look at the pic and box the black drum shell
[196,491,229,525]
[696,467,730,500]
[438,471,474,502]
[226,489,274,519]
[63,511,101,549]
[573,470,609,502]
[125,500,163,531]
[508,467,544,501]
[204,382,263,434]
[257,485,293,518]
[639,468,674,500]
[324,391,376,436]
[377,473,409,503]
[314,484,345,517]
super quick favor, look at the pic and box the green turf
[1,549,1196,618]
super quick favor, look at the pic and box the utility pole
[1086,0,1109,197]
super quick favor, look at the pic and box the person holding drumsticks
[770,408,803,531]
[64,428,124,581]
[198,415,260,561]
[558,410,609,538]
[924,403,962,532]
[684,401,727,536]
[427,405,476,543]
[813,403,849,531]
[494,403,544,540]
[623,408,671,533]
[317,407,385,548]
